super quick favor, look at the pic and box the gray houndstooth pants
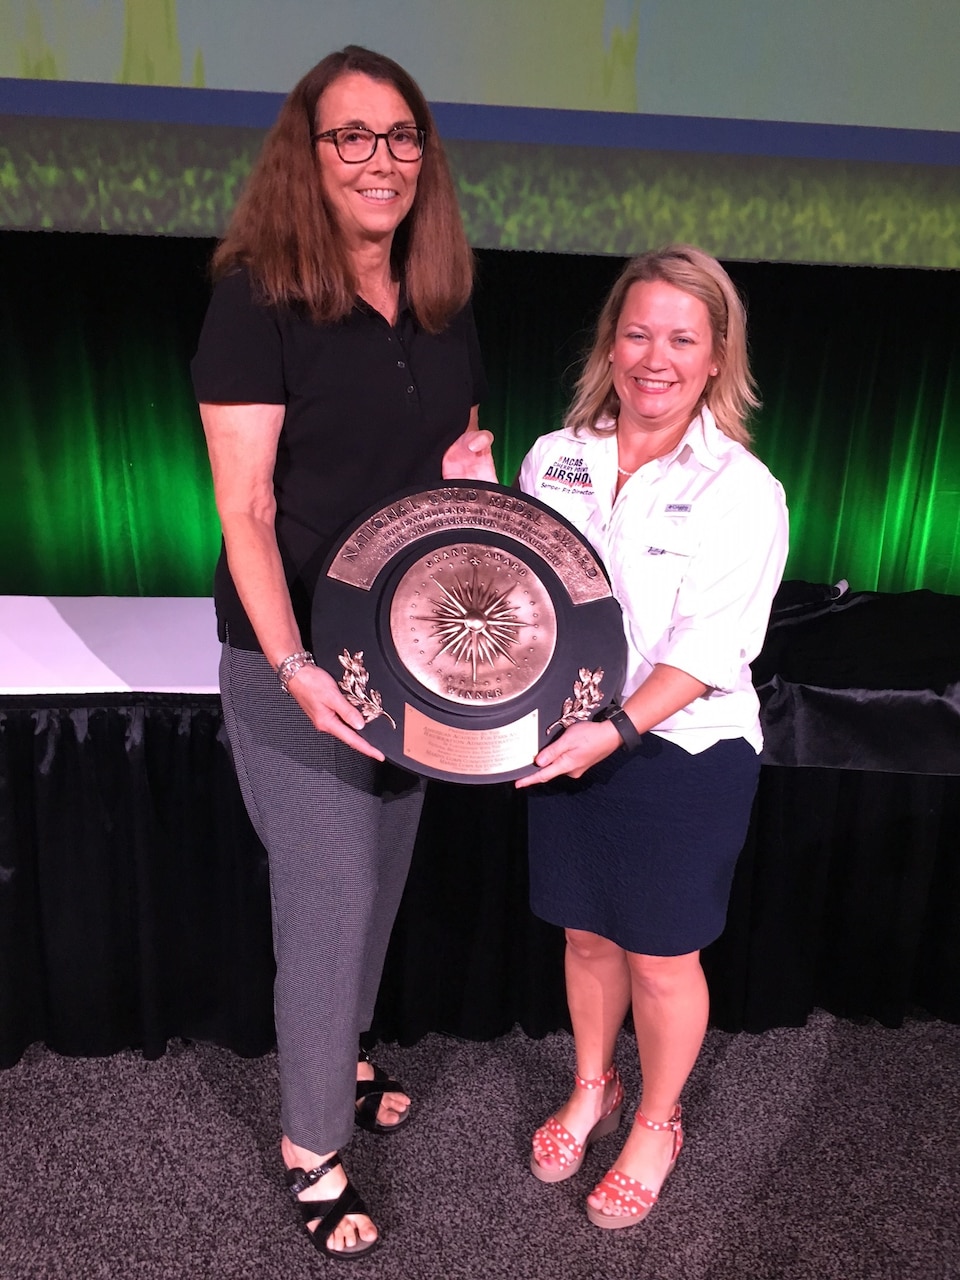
[220,643,424,1154]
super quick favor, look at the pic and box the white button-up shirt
[519,408,789,754]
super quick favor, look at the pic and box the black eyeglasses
[312,125,425,163]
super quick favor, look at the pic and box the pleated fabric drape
[2,696,958,1069]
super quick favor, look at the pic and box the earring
[710,366,719,376]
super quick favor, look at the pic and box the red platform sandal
[586,1103,683,1229]
[530,1064,624,1183]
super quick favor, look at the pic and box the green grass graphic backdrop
[1,119,958,268]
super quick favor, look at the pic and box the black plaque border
[312,482,626,784]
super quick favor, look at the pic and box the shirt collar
[353,285,414,325]
[664,407,732,473]
[592,406,734,474]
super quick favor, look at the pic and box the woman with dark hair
[192,46,494,1260]
[516,246,788,1230]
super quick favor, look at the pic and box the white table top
[0,597,222,694]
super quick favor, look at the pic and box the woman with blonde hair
[192,45,493,1260]
[517,245,788,1229]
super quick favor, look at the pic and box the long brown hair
[212,45,474,333]
[564,245,759,445]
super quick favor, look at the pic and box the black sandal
[286,1154,380,1261]
[355,1047,411,1135]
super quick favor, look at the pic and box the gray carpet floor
[1,1012,957,1280]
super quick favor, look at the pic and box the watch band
[595,703,642,751]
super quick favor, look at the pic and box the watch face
[312,481,626,784]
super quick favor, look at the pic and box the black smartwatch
[594,703,642,751]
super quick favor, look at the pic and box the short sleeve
[191,267,286,404]
[448,299,486,405]
[466,304,487,405]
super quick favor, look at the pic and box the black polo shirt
[191,267,486,650]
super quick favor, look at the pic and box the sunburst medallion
[389,544,558,705]
[415,567,527,682]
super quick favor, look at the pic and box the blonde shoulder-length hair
[564,245,759,446]
[211,45,474,334]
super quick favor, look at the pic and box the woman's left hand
[442,406,498,482]
[515,719,622,787]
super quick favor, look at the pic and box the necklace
[615,419,640,477]
[358,270,399,324]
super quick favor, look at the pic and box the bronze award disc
[311,481,626,784]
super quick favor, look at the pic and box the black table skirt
[2,693,958,1068]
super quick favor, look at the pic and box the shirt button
[397,360,405,369]
[406,385,415,394]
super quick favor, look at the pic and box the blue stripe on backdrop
[1,77,959,165]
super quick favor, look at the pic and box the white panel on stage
[0,596,222,694]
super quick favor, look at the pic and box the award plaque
[311,481,626,783]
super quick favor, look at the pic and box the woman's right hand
[286,663,385,761]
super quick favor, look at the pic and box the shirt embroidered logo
[543,458,593,491]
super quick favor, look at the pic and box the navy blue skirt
[526,734,760,956]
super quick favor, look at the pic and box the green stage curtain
[472,252,960,596]
[0,232,957,597]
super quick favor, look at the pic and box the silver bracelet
[276,650,315,695]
